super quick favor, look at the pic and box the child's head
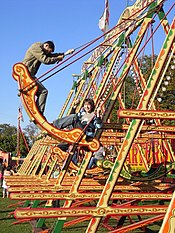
[83,99,95,113]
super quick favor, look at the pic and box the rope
[19,125,30,152]
[98,2,174,109]
[140,21,150,68]
[20,0,158,92]
[151,23,155,68]
[60,112,98,171]
[39,0,158,83]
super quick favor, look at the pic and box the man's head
[42,41,55,54]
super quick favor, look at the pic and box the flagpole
[16,108,21,166]
[98,0,109,37]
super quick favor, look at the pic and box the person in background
[72,146,84,166]
[51,164,60,179]
[2,166,12,198]
[0,161,3,187]
[88,143,106,169]
[0,171,2,187]
[51,164,60,207]
[22,41,74,116]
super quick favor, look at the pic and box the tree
[0,124,29,155]
[109,54,175,125]
[23,123,40,146]
[138,55,157,81]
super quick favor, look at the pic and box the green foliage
[0,124,17,152]
[0,124,30,156]
[154,56,175,125]
[109,54,175,126]
[138,55,157,81]
[23,123,40,146]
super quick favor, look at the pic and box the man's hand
[57,54,64,61]
[64,49,75,56]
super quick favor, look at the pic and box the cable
[19,0,157,92]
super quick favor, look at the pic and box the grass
[0,187,163,233]
[0,188,32,233]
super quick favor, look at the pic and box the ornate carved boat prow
[12,63,100,152]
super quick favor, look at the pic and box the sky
[0,0,174,129]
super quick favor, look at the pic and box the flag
[98,0,109,33]
[18,107,24,122]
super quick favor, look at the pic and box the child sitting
[53,98,102,140]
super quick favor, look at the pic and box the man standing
[22,41,74,116]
